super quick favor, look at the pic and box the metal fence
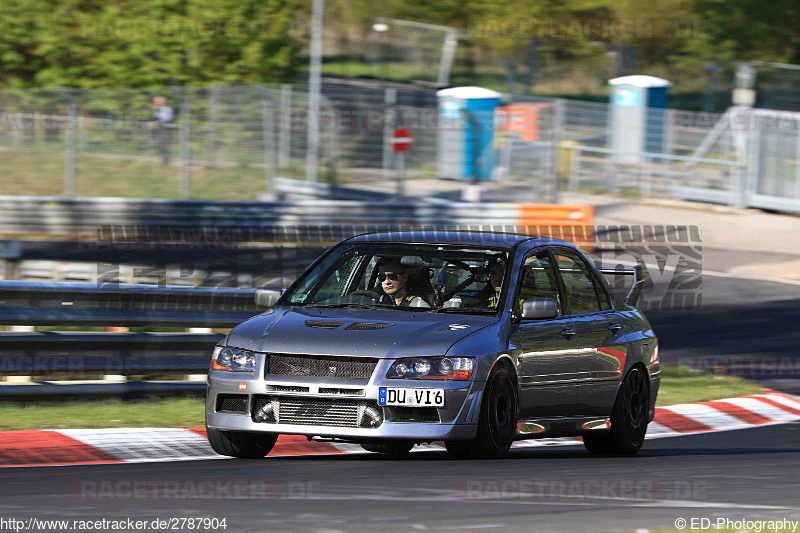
[1,81,798,211]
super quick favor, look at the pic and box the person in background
[150,96,174,166]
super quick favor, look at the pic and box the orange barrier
[516,204,595,251]
[495,103,555,142]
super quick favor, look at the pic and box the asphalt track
[0,423,798,532]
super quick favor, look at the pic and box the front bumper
[205,358,482,441]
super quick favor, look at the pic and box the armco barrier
[0,196,594,249]
[517,204,595,250]
[0,280,261,398]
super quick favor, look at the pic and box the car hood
[225,306,499,358]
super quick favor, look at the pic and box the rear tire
[361,441,414,457]
[446,364,518,459]
[584,366,650,455]
[206,427,278,458]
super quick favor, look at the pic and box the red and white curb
[2,392,798,467]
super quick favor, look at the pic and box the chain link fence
[1,80,798,210]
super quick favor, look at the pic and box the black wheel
[584,366,650,455]
[206,427,278,458]
[361,441,414,457]
[447,364,518,459]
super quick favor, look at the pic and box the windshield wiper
[304,303,386,310]
[431,307,497,314]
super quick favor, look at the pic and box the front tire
[584,366,650,455]
[445,364,518,459]
[207,427,278,458]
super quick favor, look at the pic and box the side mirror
[254,287,283,308]
[520,297,559,320]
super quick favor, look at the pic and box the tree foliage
[0,0,301,88]
[0,0,796,89]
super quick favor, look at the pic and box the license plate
[378,387,444,407]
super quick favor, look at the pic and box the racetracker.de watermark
[2,108,799,134]
[466,18,706,41]
[82,223,704,311]
[74,18,280,41]
[676,355,800,377]
[454,478,708,501]
[67,478,320,500]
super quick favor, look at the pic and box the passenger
[472,260,506,308]
[377,257,430,308]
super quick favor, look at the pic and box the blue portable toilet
[609,75,670,162]
[436,86,501,181]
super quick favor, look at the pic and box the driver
[377,257,430,308]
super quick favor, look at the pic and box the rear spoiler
[600,265,644,308]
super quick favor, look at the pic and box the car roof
[346,230,575,251]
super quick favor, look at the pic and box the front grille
[252,396,383,428]
[392,407,440,423]
[305,320,344,330]
[267,354,377,381]
[216,394,249,414]
[345,322,394,331]
[319,387,364,396]
[270,385,309,393]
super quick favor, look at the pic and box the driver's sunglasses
[378,272,401,282]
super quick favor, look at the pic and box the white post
[279,84,292,169]
[396,151,405,198]
[305,0,324,182]
[179,88,191,197]
[382,88,397,182]
[64,90,77,196]
[262,99,277,193]
[437,29,458,87]
[207,85,218,167]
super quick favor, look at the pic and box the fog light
[253,400,276,423]
[360,405,383,428]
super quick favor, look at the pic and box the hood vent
[305,320,344,330]
[345,322,395,331]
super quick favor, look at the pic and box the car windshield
[283,243,510,313]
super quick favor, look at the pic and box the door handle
[561,327,576,339]
[608,323,622,332]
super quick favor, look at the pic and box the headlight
[386,357,474,380]
[211,346,257,372]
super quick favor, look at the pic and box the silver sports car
[206,231,659,458]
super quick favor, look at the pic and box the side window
[553,250,611,314]
[514,252,561,315]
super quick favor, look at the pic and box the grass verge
[655,364,763,406]
[0,365,767,430]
